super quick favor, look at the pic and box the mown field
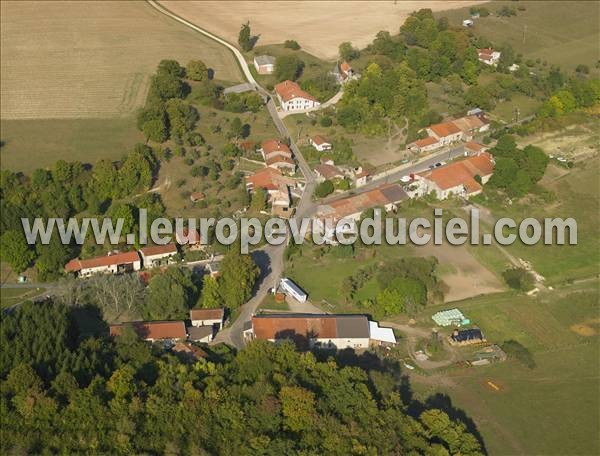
[438,1,600,71]
[411,283,599,455]
[0,1,243,172]
[0,1,242,120]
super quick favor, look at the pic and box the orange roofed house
[274,80,320,112]
[110,320,187,342]
[259,139,296,173]
[65,251,141,278]
[426,121,464,146]
[414,152,495,200]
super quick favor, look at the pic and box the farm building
[243,313,396,349]
[253,55,276,74]
[65,251,141,277]
[139,243,178,268]
[110,320,187,342]
[450,328,486,346]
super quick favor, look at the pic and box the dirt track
[160,1,484,60]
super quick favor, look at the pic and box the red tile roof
[428,121,462,138]
[65,251,140,272]
[418,153,494,192]
[139,243,178,257]
[315,163,343,180]
[261,139,291,156]
[340,61,352,74]
[465,141,486,153]
[413,136,439,148]
[323,184,405,219]
[274,80,317,103]
[312,134,330,146]
[266,154,295,167]
[246,167,295,191]
[190,308,224,321]
[190,192,205,202]
[110,321,186,340]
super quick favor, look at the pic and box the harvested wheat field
[0,1,242,120]
[161,1,483,60]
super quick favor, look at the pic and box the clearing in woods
[160,1,484,60]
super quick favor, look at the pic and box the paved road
[146,1,319,349]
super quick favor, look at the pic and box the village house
[478,47,501,66]
[139,243,178,269]
[426,121,464,146]
[274,80,320,111]
[310,135,332,152]
[314,163,344,182]
[413,152,495,200]
[270,184,293,218]
[175,228,205,251]
[110,320,187,342]
[451,114,490,140]
[408,136,441,153]
[265,154,296,173]
[464,141,488,156]
[258,139,296,173]
[190,308,225,330]
[65,251,141,277]
[333,61,358,84]
[243,313,396,349]
[245,167,295,195]
[314,184,407,242]
[353,167,370,187]
[253,55,276,74]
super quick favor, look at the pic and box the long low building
[243,313,396,349]
[65,251,141,277]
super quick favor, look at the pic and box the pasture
[411,283,600,455]
[438,1,600,71]
[160,1,483,60]
[0,1,242,120]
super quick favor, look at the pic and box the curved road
[147,1,317,348]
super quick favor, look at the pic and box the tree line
[1,300,484,455]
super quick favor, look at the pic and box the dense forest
[1,301,483,455]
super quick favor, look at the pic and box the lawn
[471,155,600,285]
[0,117,144,173]
[437,1,600,72]
[0,287,46,309]
[411,283,599,455]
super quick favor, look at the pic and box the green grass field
[0,287,46,309]
[0,117,144,173]
[437,1,600,71]
[412,283,599,455]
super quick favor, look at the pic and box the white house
[413,153,495,200]
[408,136,441,153]
[139,244,178,269]
[353,167,370,187]
[190,308,224,330]
[65,251,141,277]
[478,48,501,66]
[253,55,276,74]
[310,135,332,152]
[274,80,320,112]
[245,313,396,349]
[426,121,464,146]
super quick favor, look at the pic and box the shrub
[284,39,301,50]
[502,340,536,368]
[320,116,333,127]
[502,267,535,291]
[314,180,334,198]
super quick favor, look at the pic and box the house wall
[142,252,176,268]
[79,260,141,277]
[427,128,464,145]
[312,337,370,349]
[191,318,222,329]
[280,96,320,112]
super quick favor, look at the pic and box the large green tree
[219,247,259,309]
[0,230,35,273]
[143,267,197,320]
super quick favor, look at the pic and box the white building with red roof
[426,121,464,146]
[139,243,178,269]
[414,153,495,200]
[259,139,296,173]
[408,136,441,153]
[310,135,332,152]
[478,48,501,66]
[274,80,320,112]
[65,251,141,277]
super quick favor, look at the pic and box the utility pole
[523,25,527,44]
